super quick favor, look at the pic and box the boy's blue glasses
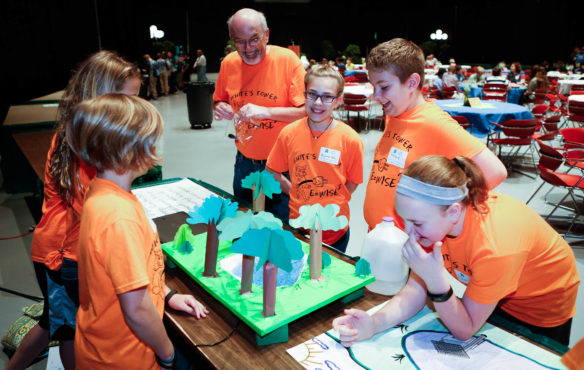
[304,91,339,103]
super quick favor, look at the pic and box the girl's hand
[401,228,445,285]
[332,309,376,347]
[167,294,209,319]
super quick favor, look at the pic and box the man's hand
[214,102,235,120]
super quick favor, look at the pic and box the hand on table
[167,294,209,319]
[214,102,235,120]
[332,308,376,347]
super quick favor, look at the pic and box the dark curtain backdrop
[1,0,582,113]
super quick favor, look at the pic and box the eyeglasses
[232,34,263,49]
[304,91,339,103]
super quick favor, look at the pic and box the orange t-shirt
[363,101,485,230]
[443,193,579,327]
[30,134,67,263]
[562,337,584,370]
[213,46,306,160]
[267,118,364,244]
[75,178,165,370]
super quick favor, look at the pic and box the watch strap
[427,286,454,302]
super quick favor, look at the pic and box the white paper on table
[133,178,216,220]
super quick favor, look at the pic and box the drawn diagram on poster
[287,304,563,369]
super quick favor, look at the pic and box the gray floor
[1,75,583,368]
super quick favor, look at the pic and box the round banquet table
[433,99,534,138]
[558,79,584,95]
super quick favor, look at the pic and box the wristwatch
[427,286,454,302]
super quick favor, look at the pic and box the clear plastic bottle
[360,217,409,295]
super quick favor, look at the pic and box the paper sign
[468,98,483,107]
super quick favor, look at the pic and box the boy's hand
[167,294,209,319]
[214,102,235,120]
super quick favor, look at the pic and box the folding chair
[527,140,584,238]
[488,119,538,178]
[423,86,440,99]
[567,99,584,127]
[482,83,508,102]
[342,93,370,132]
[451,115,472,134]
[441,86,456,99]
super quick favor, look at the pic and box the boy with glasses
[213,8,306,223]
[267,65,364,252]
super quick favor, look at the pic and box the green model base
[162,231,374,344]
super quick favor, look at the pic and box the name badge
[318,147,340,165]
[387,147,408,168]
[454,269,470,284]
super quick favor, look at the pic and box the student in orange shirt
[363,38,507,231]
[68,94,208,369]
[334,155,579,346]
[5,51,141,370]
[267,65,364,252]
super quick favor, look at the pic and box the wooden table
[155,212,388,369]
[11,129,54,180]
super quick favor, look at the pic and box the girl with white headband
[333,155,579,346]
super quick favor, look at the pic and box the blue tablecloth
[434,99,533,138]
[344,70,367,77]
[468,86,526,105]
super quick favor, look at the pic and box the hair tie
[453,157,465,170]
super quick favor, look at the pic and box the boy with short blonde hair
[69,94,208,369]
[363,38,507,231]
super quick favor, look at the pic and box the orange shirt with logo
[213,46,306,160]
[363,101,485,230]
[267,118,363,244]
[75,178,165,370]
[443,193,579,327]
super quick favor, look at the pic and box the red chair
[342,93,370,131]
[451,115,472,134]
[482,83,508,101]
[533,88,551,105]
[531,104,550,131]
[488,119,538,177]
[527,139,584,238]
[559,127,584,171]
[423,85,440,99]
[567,99,584,127]
[441,86,456,99]
[571,85,584,94]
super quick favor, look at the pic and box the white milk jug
[360,217,409,295]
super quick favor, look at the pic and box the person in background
[194,49,208,82]
[454,65,466,82]
[157,52,170,96]
[485,66,509,85]
[345,57,355,70]
[432,68,445,95]
[468,66,486,84]
[213,8,306,223]
[267,65,364,253]
[362,38,506,232]
[425,53,440,68]
[527,66,550,94]
[334,155,578,347]
[69,94,208,369]
[143,54,158,100]
[507,62,525,83]
[442,64,460,90]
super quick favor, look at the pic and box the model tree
[217,210,283,294]
[186,195,238,277]
[289,204,348,280]
[241,170,281,212]
[230,227,303,317]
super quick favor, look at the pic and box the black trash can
[185,81,215,128]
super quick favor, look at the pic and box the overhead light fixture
[430,29,448,40]
[150,25,165,39]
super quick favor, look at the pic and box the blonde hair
[366,38,425,91]
[403,155,489,213]
[67,94,163,174]
[51,50,141,202]
[304,64,345,95]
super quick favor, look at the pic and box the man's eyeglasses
[232,35,263,49]
[304,91,339,103]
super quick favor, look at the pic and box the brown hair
[511,62,522,73]
[67,94,163,174]
[534,66,550,89]
[304,64,345,95]
[50,50,141,203]
[403,155,489,213]
[366,38,425,91]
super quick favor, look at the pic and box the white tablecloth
[558,80,584,95]
[568,95,584,103]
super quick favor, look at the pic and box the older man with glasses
[213,8,306,223]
